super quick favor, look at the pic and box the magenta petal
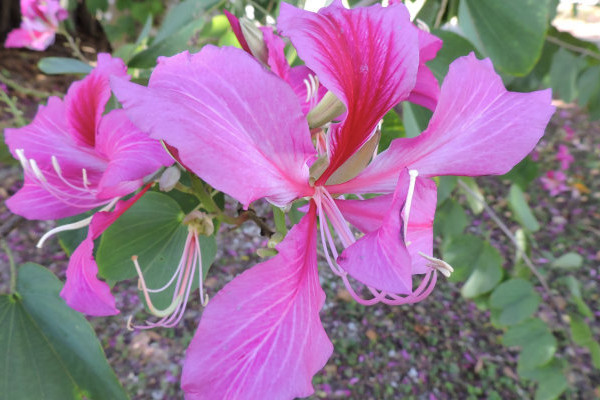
[4,28,34,48]
[60,238,119,316]
[260,26,290,81]
[65,53,129,148]
[279,1,419,182]
[182,205,332,399]
[331,54,555,194]
[223,10,252,53]
[335,194,392,234]
[95,110,172,199]
[408,30,442,110]
[404,178,437,275]
[112,46,316,207]
[337,171,413,294]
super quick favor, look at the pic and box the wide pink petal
[329,54,555,195]
[408,29,442,110]
[112,46,316,207]
[60,237,119,316]
[182,204,332,399]
[335,194,392,233]
[278,1,419,183]
[337,171,413,293]
[4,28,34,48]
[95,110,172,199]
[65,53,129,148]
[260,26,289,81]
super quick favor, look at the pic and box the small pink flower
[563,124,575,141]
[556,144,574,170]
[5,0,68,51]
[540,170,568,196]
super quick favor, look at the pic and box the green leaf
[428,30,479,82]
[551,252,583,270]
[380,109,405,152]
[434,199,467,237]
[436,176,458,204]
[0,264,128,400]
[155,0,209,43]
[503,318,556,372]
[460,242,503,299]
[441,234,483,282]
[85,0,108,13]
[38,58,93,75]
[97,192,217,309]
[458,0,551,75]
[501,156,539,190]
[561,276,593,317]
[519,359,568,400]
[402,102,431,138]
[549,48,585,103]
[490,279,541,326]
[458,177,484,215]
[508,184,540,232]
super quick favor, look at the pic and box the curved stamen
[403,169,419,239]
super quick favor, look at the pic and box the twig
[0,215,25,239]
[546,36,600,61]
[457,180,554,297]
[0,72,58,98]
[434,0,449,29]
[1,239,17,293]
[0,89,26,127]
[59,30,89,63]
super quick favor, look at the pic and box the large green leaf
[549,48,585,103]
[503,318,556,372]
[96,192,216,309]
[508,184,540,232]
[401,102,431,138]
[458,0,551,75]
[38,58,93,75]
[570,314,600,369]
[460,242,503,299]
[519,359,568,400]
[0,264,128,400]
[434,199,467,237]
[551,252,583,270]
[490,279,541,326]
[154,0,218,43]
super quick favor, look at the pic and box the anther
[419,252,454,278]
[82,168,90,189]
[51,155,62,175]
[15,149,29,171]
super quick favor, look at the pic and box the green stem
[0,90,26,127]
[174,182,195,195]
[1,240,17,294]
[58,29,89,63]
[0,72,58,98]
[546,36,600,61]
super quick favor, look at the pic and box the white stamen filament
[82,168,90,189]
[403,169,419,238]
[36,197,120,248]
[29,159,46,182]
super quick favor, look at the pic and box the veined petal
[404,178,437,275]
[112,46,316,207]
[334,194,392,234]
[182,204,332,400]
[65,53,129,148]
[60,238,119,316]
[408,29,442,110]
[95,110,172,199]
[59,186,150,316]
[278,1,419,183]
[329,54,555,195]
[337,171,412,293]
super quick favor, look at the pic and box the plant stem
[457,180,553,295]
[0,89,26,127]
[546,36,600,61]
[59,29,89,63]
[1,239,17,294]
[434,0,449,29]
[0,72,58,98]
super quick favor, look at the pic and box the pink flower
[563,124,575,141]
[5,0,68,51]
[5,54,172,315]
[556,144,574,170]
[112,2,553,398]
[540,170,568,196]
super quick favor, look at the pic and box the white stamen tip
[15,149,29,171]
[418,252,454,277]
[29,159,47,182]
[202,294,209,307]
[409,169,419,178]
[303,79,311,103]
[51,155,62,175]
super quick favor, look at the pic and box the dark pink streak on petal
[95,110,172,199]
[65,53,129,148]
[112,46,316,207]
[278,1,419,184]
[330,54,555,195]
[224,10,252,54]
[182,204,333,400]
[337,170,413,294]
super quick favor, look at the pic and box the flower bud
[306,91,347,129]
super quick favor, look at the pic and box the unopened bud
[239,17,268,63]
[159,165,181,192]
[326,127,381,185]
[308,154,330,186]
[268,232,284,248]
[306,91,347,129]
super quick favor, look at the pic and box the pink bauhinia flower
[5,0,68,51]
[5,54,172,315]
[112,1,554,397]
[540,170,568,196]
[556,144,574,170]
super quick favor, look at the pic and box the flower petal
[60,237,119,316]
[182,204,332,399]
[404,178,437,275]
[95,110,172,199]
[260,26,289,81]
[329,54,555,195]
[223,10,252,53]
[408,30,443,110]
[112,46,316,207]
[65,53,129,148]
[278,1,419,183]
[337,171,413,294]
